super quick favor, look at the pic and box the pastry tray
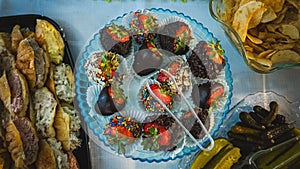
[0,14,91,169]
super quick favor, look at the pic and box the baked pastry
[11,25,24,54]
[0,46,16,76]
[16,38,50,88]
[0,152,12,169]
[36,139,79,169]
[5,120,24,168]
[12,117,39,166]
[33,87,57,138]
[35,19,65,65]
[0,32,12,52]
[100,23,132,56]
[67,151,80,169]
[54,103,81,151]
[5,117,39,168]
[36,139,57,169]
[46,138,69,169]
[158,21,192,55]
[53,63,75,103]
[7,69,29,117]
[0,71,12,115]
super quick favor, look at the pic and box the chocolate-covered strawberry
[192,82,224,109]
[141,83,173,113]
[104,115,142,154]
[181,109,209,139]
[141,115,180,152]
[157,58,191,93]
[100,23,132,56]
[95,85,126,116]
[188,40,225,79]
[158,21,192,55]
[132,42,163,76]
[130,11,158,44]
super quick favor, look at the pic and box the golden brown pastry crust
[8,69,29,117]
[54,104,70,151]
[20,27,35,39]
[16,39,36,88]
[35,19,65,65]
[36,139,57,169]
[0,32,12,52]
[53,63,75,103]
[46,64,56,96]
[13,117,39,166]
[0,71,12,115]
[33,87,57,138]
[11,25,24,54]
[5,120,24,168]
[0,46,16,75]
[67,151,80,169]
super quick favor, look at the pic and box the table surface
[1,0,300,169]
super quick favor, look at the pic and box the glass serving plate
[75,8,233,162]
[179,91,300,168]
[209,0,300,73]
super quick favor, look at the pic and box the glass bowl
[209,0,300,73]
[179,91,300,168]
[75,8,233,162]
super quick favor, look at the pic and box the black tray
[0,14,91,169]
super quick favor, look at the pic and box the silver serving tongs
[146,69,214,151]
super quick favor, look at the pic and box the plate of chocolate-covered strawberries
[75,8,233,162]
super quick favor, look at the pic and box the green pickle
[255,137,300,169]
[191,138,241,169]
[204,146,241,169]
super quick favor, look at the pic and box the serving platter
[75,8,233,162]
[0,14,91,169]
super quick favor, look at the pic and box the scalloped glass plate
[179,91,300,168]
[75,8,233,162]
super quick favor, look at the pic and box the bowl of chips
[209,0,300,73]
